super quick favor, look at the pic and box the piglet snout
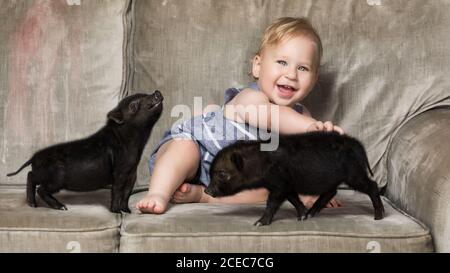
[204,187,217,197]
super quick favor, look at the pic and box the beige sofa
[1,0,449,252]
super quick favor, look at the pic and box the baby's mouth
[277,84,297,91]
[277,84,297,98]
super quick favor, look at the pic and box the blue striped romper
[148,83,304,186]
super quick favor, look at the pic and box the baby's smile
[276,84,298,99]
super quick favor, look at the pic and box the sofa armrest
[386,108,450,252]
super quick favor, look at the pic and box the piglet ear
[129,99,140,114]
[107,108,124,124]
[230,152,244,172]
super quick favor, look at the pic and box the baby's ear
[107,108,124,124]
[251,54,262,79]
[230,152,244,172]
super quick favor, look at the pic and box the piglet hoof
[254,217,272,226]
[59,205,68,211]
[305,208,320,219]
[298,214,308,221]
[374,208,385,220]
[374,213,384,220]
[121,207,131,214]
[254,221,268,227]
[27,201,37,208]
[110,207,121,214]
[110,202,122,213]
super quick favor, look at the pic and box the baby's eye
[298,66,309,72]
[276,60,288,66]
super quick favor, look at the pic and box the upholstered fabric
[386,109,450,252]
[120,190,433,252]
[0,189,120,252]
[127,0,450,188]
[1,0,449,253]
[0,0,129,186]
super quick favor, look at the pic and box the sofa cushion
[0,189,120,253]
[120,190,433,252]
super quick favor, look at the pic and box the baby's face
[252,35,319,107]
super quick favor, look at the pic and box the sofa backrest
[1,0,450,189]
[0,0,129,186]
[128,0,450,188]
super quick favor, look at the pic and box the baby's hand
[307,121,345,135]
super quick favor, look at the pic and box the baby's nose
[285,67,298,80]
[285,71,298,80]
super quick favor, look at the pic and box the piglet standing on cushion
[7,91,163,213]
[205,132,385,226]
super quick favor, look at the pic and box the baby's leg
[171,183,207,203]
[172,184,269,204]
[172,184,343,208]
[136,139,200,214]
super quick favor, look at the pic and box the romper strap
[224,87,241,104]
[293,103,304,114]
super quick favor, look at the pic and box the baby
[137,17,344,214]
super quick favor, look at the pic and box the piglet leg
[120,172,137,213]
[111,170,128,213]
[306,190,337,218]
[37,186,67,210]
[254,191,285,226]
[26,171,37,207]
[286,192,308,221]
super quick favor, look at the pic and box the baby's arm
[224,88,344,134]
[224,88,315,134]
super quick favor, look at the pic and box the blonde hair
[257,17,323,66]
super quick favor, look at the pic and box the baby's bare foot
[325,197,343,208]
[299,195,343,209]
[136,193,169,214]
[171,183,206,203]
